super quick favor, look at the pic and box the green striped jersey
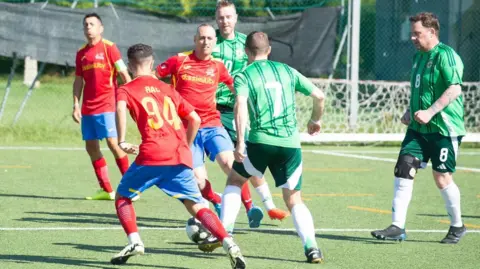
[213,30,248,108]
[235,60,316,148]
[409,42,466,136]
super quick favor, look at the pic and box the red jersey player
[156,24,263,229]
[111,44,245,269]
[73,13,132,200]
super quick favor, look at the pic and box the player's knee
[282,189,302,211]
[227,170,247,187]
[394,154,421,179]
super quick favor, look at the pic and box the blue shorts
[117,162,203,203]
[81,112,117,140]
[191,126,234,168]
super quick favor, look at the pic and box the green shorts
[400,129,462,173]
[233,142,303,190]
[218,105,248,145]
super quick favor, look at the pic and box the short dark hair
[409,12,440,36]
[83,13,103,25]
[245,31,270,56]
[127,44,154,65]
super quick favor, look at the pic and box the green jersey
[235,60,316,148]
[409,42,466,136]
[213,30,248,108]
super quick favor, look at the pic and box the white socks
[221,185,242,233]
[254,183,275,211]
[440,182,463,227]
[291,203,318,251]
[391,177,414,229]
[128,232,142,245]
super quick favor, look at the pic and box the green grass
[0,146,479,269]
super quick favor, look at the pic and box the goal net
[297,78,480,143]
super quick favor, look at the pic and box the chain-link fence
[0,0,479,143]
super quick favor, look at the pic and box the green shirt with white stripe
[409,42,466,137]
[234,60,316,148]
[213,30,248,108]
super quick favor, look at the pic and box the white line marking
[324,150,480,156]
[0,226,478,233]
[305,150,480,173]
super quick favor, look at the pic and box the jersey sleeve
[156,56,178,78]
[292,68,316,96]
[75,51,83,77]
[173,89,195,118]
[218,62,234,86]
[110,44,127,72]
[234,73,249,97]
[116,86,129,106]
[439,51,463,87]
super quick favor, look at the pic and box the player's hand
[400,110,411,125]
[118,142,139,155]
[414,110,433,125]
[234,142,246,163]
[72,107,81,124]
[307,119,321,135]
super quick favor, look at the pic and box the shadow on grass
[247,229,438,244]
[18,211,185,228]
[0,193,84,201]
[0,254,190,269]
[418,213,480,219]
[54,242,223,260]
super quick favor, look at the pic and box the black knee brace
[394,154,421,179]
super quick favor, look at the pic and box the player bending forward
[111,44,245,269]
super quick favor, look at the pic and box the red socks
[200,179,222,204]
[241,183,253,212]
[196,208,228,241]
[115,155,130,175]
[92,157,113,193]
[115,197,138,235]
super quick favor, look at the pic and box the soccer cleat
[110,242,145,265]
[223,237,246,269]
[247,205,264,228]
[371,224,407,241]
[305,247,324,264]
[213,203,222,217]
[85,189,115,200]
[198,235,222,253]
[267,208,290,221]
[440,225,466,244]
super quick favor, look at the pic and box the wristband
[309,119,321,125]
[118,141,126,146]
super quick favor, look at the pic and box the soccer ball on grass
[185,217,211,244]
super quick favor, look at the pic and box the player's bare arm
[307,88,325,136]
[116,100,138,154]
[72,76,84,123]
[183,111,201,147]
[414,84,462,125]
[233,95,248,162]
[118,69,132,84]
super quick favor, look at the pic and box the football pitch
[1,145,479,269]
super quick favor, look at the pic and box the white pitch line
[305,150,480,173]
[1,226,479,233]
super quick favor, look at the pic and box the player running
[219,31,326,263]
[73,13,131,200]
[214,0,289,223]
[111,44,245,269]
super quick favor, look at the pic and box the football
[185,217,211,244]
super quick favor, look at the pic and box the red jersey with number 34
[116,76,194,167]
[156,51,233,128]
